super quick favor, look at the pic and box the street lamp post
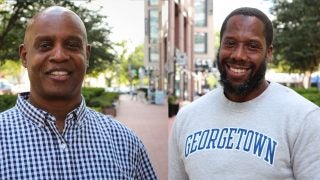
[173,58,177,96]
[147,66,154,103]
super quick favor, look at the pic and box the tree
[0,0,115,74]
[114,41,130,86]
[0,59,23,83]
[271,0,320,88]
[111,42,145,88]
[127,44,145,86]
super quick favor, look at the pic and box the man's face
[19,10,90,102]
[218,15,272,99]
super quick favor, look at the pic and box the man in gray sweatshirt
[169,7,320,180]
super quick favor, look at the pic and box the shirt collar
[16,92,87,126]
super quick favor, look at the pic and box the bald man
[0,6,157,179]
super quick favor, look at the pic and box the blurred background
[1,1,319,179]
[0,0,319,106]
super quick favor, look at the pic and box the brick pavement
[115,94,168,180]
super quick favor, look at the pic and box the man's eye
[66,41,81,50]
[38,41,52,50]
[223,40,235,48]
[248,42,260,50]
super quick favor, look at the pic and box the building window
[194,0,207,27]
[149,9,159,44]
[194,32,207,54]
[149,46,159,62]
[149,0,159,6]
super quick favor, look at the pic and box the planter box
[102,106,117,117]
[168,103,179,118]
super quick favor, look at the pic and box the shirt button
[38,123,44,128]
[60,143,68,150]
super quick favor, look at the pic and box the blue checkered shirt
[0,92,157,179]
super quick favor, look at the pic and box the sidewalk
[115,94,168,180]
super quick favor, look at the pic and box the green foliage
[0,0,115,74]
[271,0,320,73]
[113,41,130,85]
[168,94,179,104]
[0,59,23,83]
[88,96,113,108]
[89,92,119,108]
[214,31,220,53]
[113,41,145,86]
[80,4,116,75]
[82,87,105,102]
[206,74,218,89]
[0,94,17,112]
[127,44,145,86]
[82,87,120,109]
[293,87,320,106]
[0,88,121,113]
[128,45,144,69]
[0,59,22,75]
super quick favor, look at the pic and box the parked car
[0,79,12,94]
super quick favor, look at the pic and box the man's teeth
[51,71,68,75]
[230,67,246,73]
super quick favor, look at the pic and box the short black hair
[219,7,273,47]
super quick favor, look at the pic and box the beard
[217,53,267,97]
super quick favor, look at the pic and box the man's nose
[50,45,69,62]
[231,45,247,61]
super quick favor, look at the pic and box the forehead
[26,11,86,42]
[222,15,265,42]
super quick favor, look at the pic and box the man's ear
[86,44,91,68]
[19,44,27,68]
[267,45,273,63]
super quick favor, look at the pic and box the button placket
[44,115,69,151]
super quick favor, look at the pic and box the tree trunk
[303,70,312,89]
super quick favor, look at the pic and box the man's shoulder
[269,82,318,109]
[0,107,19,122]
[86,108,126,128]
[179,88,221,114]
[85,108,142,143]
[174,88,221,126]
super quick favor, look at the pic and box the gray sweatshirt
[169,82,320,180]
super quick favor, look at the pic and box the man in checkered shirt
[0,6,157,179]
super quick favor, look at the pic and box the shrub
[0,95,17,112]
[82,87,105,102]
[0,88,122,113]
[87,92,120,109]
[168,95,179,104]
[293,87,320,106]
[89,95,114,108]
[294,87,319,94]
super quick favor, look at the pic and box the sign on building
[175,52,187,65]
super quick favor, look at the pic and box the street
[115,94,168,180]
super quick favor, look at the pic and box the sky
[213,0,274,29]
[83,0,145,52]
[83,0,273,51]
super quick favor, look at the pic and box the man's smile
[225,62,253,80]
[46,69,72,81]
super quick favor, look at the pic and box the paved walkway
[115,94,168,180]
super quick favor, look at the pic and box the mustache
[224,59,254,68]
[216,52,253,67]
